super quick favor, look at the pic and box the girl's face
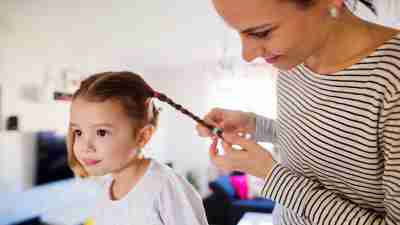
[70,98,140,176]
[213,0,335,70]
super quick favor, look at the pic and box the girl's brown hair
[67,71,159,177]
[68,71,220,177]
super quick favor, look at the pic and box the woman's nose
[241,37,265,62]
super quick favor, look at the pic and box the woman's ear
[135,125,156,149]
[332,0,345,8]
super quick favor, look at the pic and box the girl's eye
[74,130,82,137]
[97,129,109,137]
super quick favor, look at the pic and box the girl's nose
[77,138,96,153]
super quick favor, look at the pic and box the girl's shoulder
[149,160,202,204]
[147,159,183,183]
[147,159,196,191]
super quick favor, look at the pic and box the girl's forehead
[72,98,124,112]
[70,98,129,125]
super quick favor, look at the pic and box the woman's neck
[110,157,150,201]
[305,9,399,74]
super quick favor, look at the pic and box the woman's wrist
[245,111,257,133]
[253,153,276,179]
[264,160,277,180]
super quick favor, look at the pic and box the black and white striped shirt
[255,33,400,225]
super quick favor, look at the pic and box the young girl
[67,71,209,225]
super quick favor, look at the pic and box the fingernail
[210,138,218,149]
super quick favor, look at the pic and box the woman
[196,0,400,224]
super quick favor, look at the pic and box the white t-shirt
[92,159,209,225]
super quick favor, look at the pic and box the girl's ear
[135,125,155,149]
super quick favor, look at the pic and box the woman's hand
[196,108,256,137]
[209,133,276,179]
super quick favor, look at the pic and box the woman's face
[213,0,334,70]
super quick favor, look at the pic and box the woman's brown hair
[291,0,376,13]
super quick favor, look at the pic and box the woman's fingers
[221,133,275,178]
[209,137,219,160]
[196,109,224,137]
[196,123,212,137]
[222,140,235,154]
[209,138,229,170]
[222,133,257,152]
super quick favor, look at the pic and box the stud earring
[329,7,339,18]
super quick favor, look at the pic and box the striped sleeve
[380,92,400,223]
[260,92,400,225]
[252,114,278,143]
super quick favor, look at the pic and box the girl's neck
[305,8,399,74]
[109,157,150,201]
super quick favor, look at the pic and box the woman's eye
[74,130,82,137]
[97,129,109,137]
[250,30,271,39]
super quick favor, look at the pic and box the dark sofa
[203,175,275,225]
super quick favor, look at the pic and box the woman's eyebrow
[241,23,272,34]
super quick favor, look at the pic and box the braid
[143,84,223,138]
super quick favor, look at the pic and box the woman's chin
[272,61,298,71]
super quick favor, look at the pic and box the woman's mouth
[264,55,281,64]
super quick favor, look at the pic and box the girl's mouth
[82,159,101,166]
